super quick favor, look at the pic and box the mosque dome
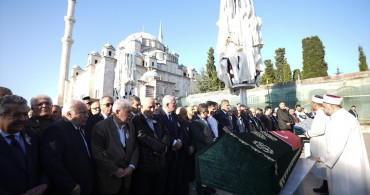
[125,32,159,42]
[72,65,81,69]
[142,69,160,80]
[90,50,100,55]
[103,42,115,50]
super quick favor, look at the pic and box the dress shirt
[0,130,26,153]
[101,113,109,119]
[113,119,126,148]
[143,115,155,131]
[207,116,219,138]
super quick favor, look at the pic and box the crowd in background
[0,86,363,195]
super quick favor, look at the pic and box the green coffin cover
[195,131,302,195]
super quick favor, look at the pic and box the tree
[292,69,302,81]
[358,46,369,71]
[302,36,328,79]
[192,67,210,94]
[260,59,276,85]
[274,48,292,82]
[335,66,343,75]
[205,47,224,90]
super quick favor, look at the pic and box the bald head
[141,97,155,118]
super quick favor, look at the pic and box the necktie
[77,128,91,158]
[7,135,26,169]
[168,114,173,121]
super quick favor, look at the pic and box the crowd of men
[0,86,369,195]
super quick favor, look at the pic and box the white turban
[312,95,323,104]
[323,94,343,105]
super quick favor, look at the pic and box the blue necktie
[7,135,26,170]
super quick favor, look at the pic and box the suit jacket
[255,117,266,131]
[243,114,259,132]
[234,115,250,133]
[91,116,139,194]
[231,114,240,133]
[348,109,358,119]
[277,108,292,130]
[190,117,214,152]
[261,114,273,131]
[214,110,232,137]
[178,121,194,154]
[41,117,94,195]
[132,113,171,173]
[0,129,47,195]
[84,113,105,147]
[269,115,280,130]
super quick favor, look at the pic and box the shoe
[313,187,328,194]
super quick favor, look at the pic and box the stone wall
[179,71,370,124]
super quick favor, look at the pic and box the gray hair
[30,94,52,107]
[0,95,27,116]
[112,99,132,113]
[62,99,85,116]
[162,95,175,106]
[99,96,113,104]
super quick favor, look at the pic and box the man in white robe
[305,95,330,193]
[311,95,370,195]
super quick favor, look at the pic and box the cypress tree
[292,69,302,81]
[260,59,276,84]
[205,47,223,90]
[358,46,369,71]
[302,36,328,79]
[274,48,292,82]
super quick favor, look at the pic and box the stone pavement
[190,131,370,195]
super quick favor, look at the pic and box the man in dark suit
[277,101,293,131]
[176,107,195,195]
[91,99,139,195]
[245,107,262,132]
[0,95,48,195]
[348,105,358,120]
[132,97,171,195]
[234,104,250,133]
[214,99,232,137]
[262,106,273,131]
[256,108,267,131]
[42,99,93,195]
[85,96,113,146]
[154,95,182,195]
[190,103,215,195]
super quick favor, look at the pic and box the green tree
[292,69,302,81]
[260,59,276,84]
[192,67,210,94]
[274,48,292,82]
[205,47,224,90]
[358,46,369,71]
[302,36,328,79]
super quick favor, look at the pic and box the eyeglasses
[155,103,160,105]
[36,102,51,107]
[104,103,113,107]
[92,107,100,110]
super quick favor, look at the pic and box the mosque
[68,26,197,101]
[57,1,197,104]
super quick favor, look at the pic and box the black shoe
[313,187,328,194]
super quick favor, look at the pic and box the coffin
[195,131,302,195]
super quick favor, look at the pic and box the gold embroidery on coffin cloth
[229,133,278,175]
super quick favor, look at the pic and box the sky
[1,0,369,104]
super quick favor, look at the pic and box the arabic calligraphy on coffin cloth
[195,131,302,195]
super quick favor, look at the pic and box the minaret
[57,0,76,105]
[158,21,163,44]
